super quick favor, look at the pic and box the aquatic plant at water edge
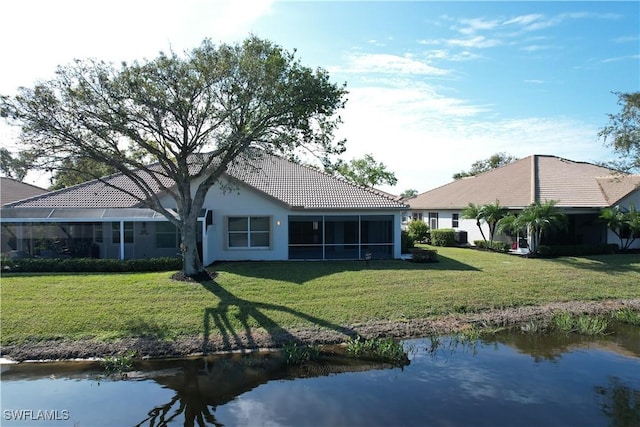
[611,308,640,326]
[552,313,609,335]
[281,342,320,366]
[346,336,408,363]
[102,351,137,377]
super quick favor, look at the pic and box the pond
[2,325,639,427]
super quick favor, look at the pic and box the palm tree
[479,200,508,242]
[499,200,566,254]
[462,203,487,243]
[600,203,640,250]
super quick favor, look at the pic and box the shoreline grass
[1,247,639,345]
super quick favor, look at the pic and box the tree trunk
[181,214,204,277]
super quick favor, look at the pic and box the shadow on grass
[200,279,358,353]
[547,254,640,275]
[213,257,478,284]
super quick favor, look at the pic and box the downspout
[119,221,125,260]
[528,155,538,251]
[201,216,207,266]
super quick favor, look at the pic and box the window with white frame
[227,216,270,249]
[452,213,459,228]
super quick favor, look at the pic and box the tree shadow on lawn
[212,256,478,285]
[200,279,358,354]
[547,255,640,275]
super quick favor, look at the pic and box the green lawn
[1,247,639,345]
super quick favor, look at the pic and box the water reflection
[2,326,639,427]
[596,377,640,427]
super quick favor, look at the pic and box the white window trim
[225,215,272,250]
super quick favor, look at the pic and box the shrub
[409,248,438,263]
[473,240,510,252]
[536,244,618,257]
[407,220,430,243]
[430,229,455,247]
[401,230,415,253]
[2,257,182,273]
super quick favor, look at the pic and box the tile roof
[5,153,406,210]
[0,177,47,206]
[407,154,639,210]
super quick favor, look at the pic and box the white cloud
[446,36,502,49]
[457,18,501,35]
[334,83,611,194]
[600,54,640,64]
[503,14,545,26]
[332,53,450,76]
[0,0,274,94]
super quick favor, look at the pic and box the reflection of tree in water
[134,354,283,427]
[134,351,403,427]
[595,377,640,427]
[485,323,640,363]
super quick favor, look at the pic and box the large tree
[599,91,640,172]
[1,36,347,277]
[453,152,517,180]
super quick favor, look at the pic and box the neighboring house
[1,177,48,253]
[405,155,640,250]
[0,154,407,263]
[1,177,47,206]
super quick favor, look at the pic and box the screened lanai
[0,208,210,260]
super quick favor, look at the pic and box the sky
[1,0,638,194]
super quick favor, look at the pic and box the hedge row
[537,244,619,257]
[473,240,511,253]
[430,229,455,247]
[1,257,183,273]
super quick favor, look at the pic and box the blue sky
[1,1,638,193]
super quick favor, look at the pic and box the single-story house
[405,154,640,250]
[0,154,407,263]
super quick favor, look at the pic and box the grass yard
[1,247,639,345]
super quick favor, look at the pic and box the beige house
[406,155,640,250]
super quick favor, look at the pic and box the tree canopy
[0,147,32,181]
[1,36,348,277]
[453,152,517,180]
[400,189,418,199]
[599,91,640,172]
[330,153,397,188]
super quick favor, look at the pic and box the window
[112,222,134,244]
[227,216,270,249]
[428,213,439,229]
[413,212,423,221]
[156,222,180,248]
[452,213,459,228]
